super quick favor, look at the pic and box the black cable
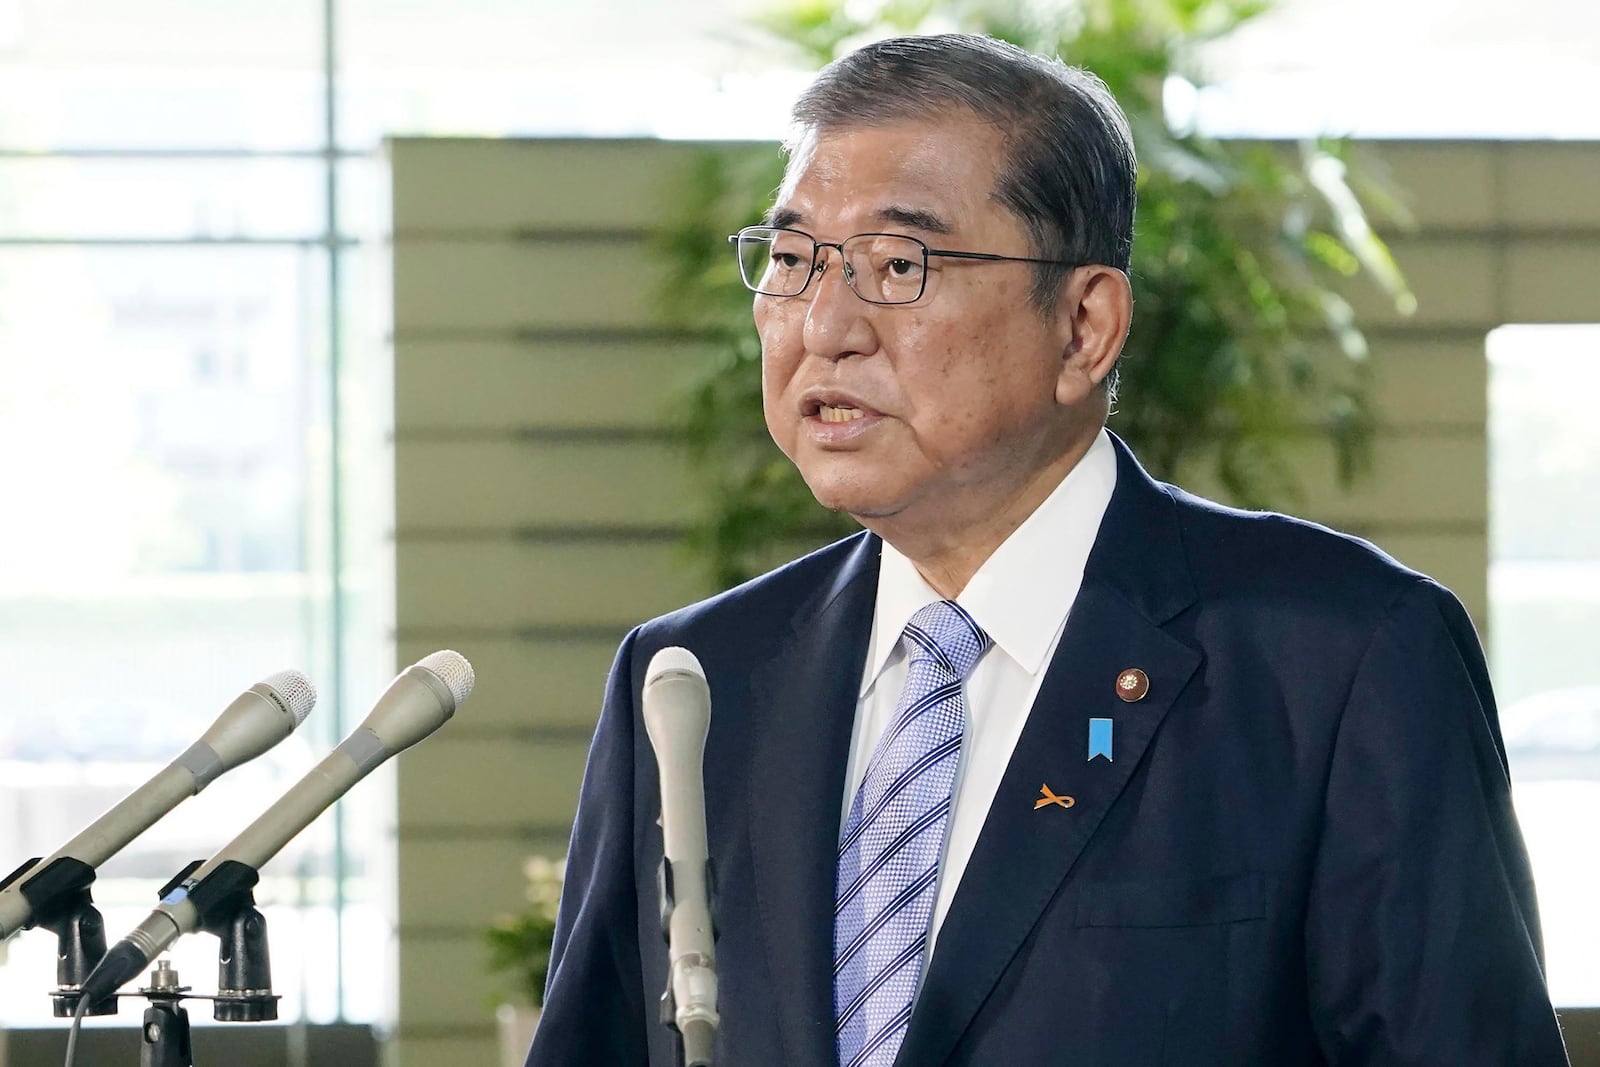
[63,991,90,1067]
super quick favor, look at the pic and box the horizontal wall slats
[1375,142,1497,230]
[398,835,571,930]
[398,540,704,630]
[395,337,711,433]
[397,636,617,732]
[390,138,723,231]
[1503,238,1600,322]
[396,440,696,530]
[395,931,503,1029]
[394,239,668,332]
[1355,336,1487,427]
[398,736,589,834]
[1169,434,1486,528]
[1340,235,1498,329]
[1501,145,1600,228]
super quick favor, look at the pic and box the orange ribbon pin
[1034,784,1075,810]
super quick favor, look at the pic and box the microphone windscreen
[262,669,317,726]
[417,650,475,707]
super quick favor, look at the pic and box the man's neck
[862,430,1101,599]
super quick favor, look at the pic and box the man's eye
[887,258,918,276]
[773,252,805,269]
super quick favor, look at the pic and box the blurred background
[0,0,1596,1064]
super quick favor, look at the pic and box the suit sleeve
[1304,579,1570,1065]
[524,629,650,1066]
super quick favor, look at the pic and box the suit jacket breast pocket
[1073,871,1266,928]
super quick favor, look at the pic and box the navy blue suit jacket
[528,437,1568,1066]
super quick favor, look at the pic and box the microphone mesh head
[417,650,475,707]
[263,669,317,726]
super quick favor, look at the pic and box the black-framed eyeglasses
[728,225,1076,305]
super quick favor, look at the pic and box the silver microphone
[0,670,316,940]
[643,646,718,1067]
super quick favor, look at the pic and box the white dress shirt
[840,428,1118,959]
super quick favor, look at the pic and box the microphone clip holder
[0,855,117,1018]
[156,859,282,1022]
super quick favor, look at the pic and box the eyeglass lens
[735,229,928,304]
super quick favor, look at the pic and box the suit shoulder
[1165,485,1434,613]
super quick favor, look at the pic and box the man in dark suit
[528,33,1569,1066]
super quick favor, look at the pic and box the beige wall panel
[1378,142,1496,230]
[398,636,616,732]
[399,932,506,1030]
[397,540,708,630]
[394,239,664,333]
[1358,530,1487,624]
[396,440,695,530]
[1502,238,1600,323]
[390,137,716,232]
[398,835,550,930]
[1341,236,1498,329]
[1364,336,1487,428]
[1170,435,1486,527]
[1500,143,1600,229]
[1298,335,1488,428]
[395,338,710,433]
[398,736,589,833]
[390,1033,496,1067]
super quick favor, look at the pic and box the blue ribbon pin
[1087,718,1114,762]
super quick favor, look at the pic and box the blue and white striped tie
[834,599,991,1067]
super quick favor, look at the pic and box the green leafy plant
[659,0,1414,590]
[484,855,566,1008]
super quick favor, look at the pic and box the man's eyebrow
[874,206,951,235]
[765,207,804,229]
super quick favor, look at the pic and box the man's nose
[802,249,872,360]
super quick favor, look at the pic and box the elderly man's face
[756,115,1100,546]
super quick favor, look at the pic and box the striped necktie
[834,599,991,1067]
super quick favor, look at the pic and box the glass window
[0,243,382,1025]
[1190,0,1600,138]
[1489,323,1600,1007]
[0,158,326,241]
[0,0,324,151]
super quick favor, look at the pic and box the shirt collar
[861,428,1118,694]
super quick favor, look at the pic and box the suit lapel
[746,533,879,1065]
[897,435,1203,1065]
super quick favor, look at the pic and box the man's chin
[802,479,900,522]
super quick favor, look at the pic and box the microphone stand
[16,856,281,1066]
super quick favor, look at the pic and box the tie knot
[903,600,991,681]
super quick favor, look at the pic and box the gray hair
[789,33,1137,314]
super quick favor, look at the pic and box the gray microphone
[0,670,317,940]
[80,650,474,1000]
[643,647,718,1067]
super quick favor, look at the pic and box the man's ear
[1054,265,1132,404]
